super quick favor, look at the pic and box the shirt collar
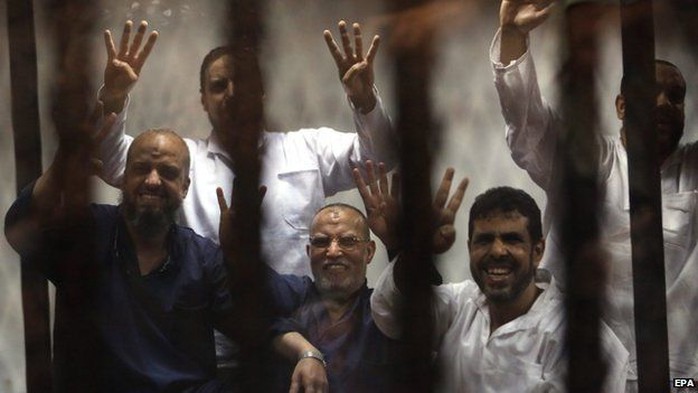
[206,130,268,162]
[473,273,561,333]
[115,212,181,277]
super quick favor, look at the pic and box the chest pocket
[277,169,324,231]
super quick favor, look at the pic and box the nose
[490,238,508,258]
[144,169,161,187]
[225,80,234,97]
[325,240,343,258]
[656,90,670,106]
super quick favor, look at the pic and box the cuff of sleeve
[490,28,531,73]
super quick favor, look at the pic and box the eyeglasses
[309,235,369,250]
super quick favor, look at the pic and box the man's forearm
[499,27,527,65]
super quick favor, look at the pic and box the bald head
[127,129,190,175]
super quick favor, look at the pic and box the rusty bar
[223,0,269,390]
[389,1,437,391]
[620,0,670,391]
[560,3,606,392]
[6,0,52,391]
[47,0,102,391]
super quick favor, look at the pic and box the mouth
[137,191,165,204]
[482,263,514,284]
[323,262,349,271]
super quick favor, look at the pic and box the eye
[501,233,525,244]
[129,163,150,175]
[208,79,229,94]
[337,236,362,249]
[472,234,493,246]
[159,165,180,181]
[309,236,331,248]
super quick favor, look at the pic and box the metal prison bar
[560,3,606,392]
[620,0,671,392]
[221,0,270,390]
[391,0,438,391]
[7,0,51,392]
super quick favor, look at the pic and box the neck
[489,283,541,334]
[321,291,359,323]
[125,222,169,275]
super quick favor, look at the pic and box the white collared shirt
[370,263,630,392]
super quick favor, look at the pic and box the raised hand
[353,161,400,253]
[431,168,468,254]
[216,180,267,263]
[500,0,555,35]
[324,20,379,113]
[101,20,158,113]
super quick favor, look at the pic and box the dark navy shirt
[6,186,233,393]
[267,271,409,393]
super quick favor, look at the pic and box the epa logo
[673,378,696,388]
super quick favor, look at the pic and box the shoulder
[172,225,221,262]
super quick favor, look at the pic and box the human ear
[615,94,625,120]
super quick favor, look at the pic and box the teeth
[486,267,511,275]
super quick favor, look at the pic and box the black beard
[121,195,177,238]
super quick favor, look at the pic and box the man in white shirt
[369,185,629,392]
[492,0,698,389]
[96,19,397,377]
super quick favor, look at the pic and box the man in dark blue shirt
[5,121,325,392]
[264,202,405,393]
[246,162,467,393]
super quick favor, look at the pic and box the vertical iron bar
[223,0,268,390]
[620,0,671,392]
[560,3,606,392]
[7,0,51,391]
[390,1,436,391]
[48,0,101,392]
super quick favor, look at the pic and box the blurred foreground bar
[620,0,670,391]
[7,0,51,392]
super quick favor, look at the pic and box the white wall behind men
[1,1,696,392]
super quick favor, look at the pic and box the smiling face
[468,210,543,304]
[307,206,375,301]
[122,131,190,234]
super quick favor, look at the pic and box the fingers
[323,30,343,67]
[133,30,158,73]
[364,160,380,196]
[353,23,364,61]
[433,167,455,209]
[216,187,228,213]
[118,20,132,58]
[378,162,389,196]
[352,167,371,202]
[338,20,353,58]
[446,177,469,216]
[365,35,380,65]
[104,30,117,62]
[128,21,148,61]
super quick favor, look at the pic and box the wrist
[298,349,326,368]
